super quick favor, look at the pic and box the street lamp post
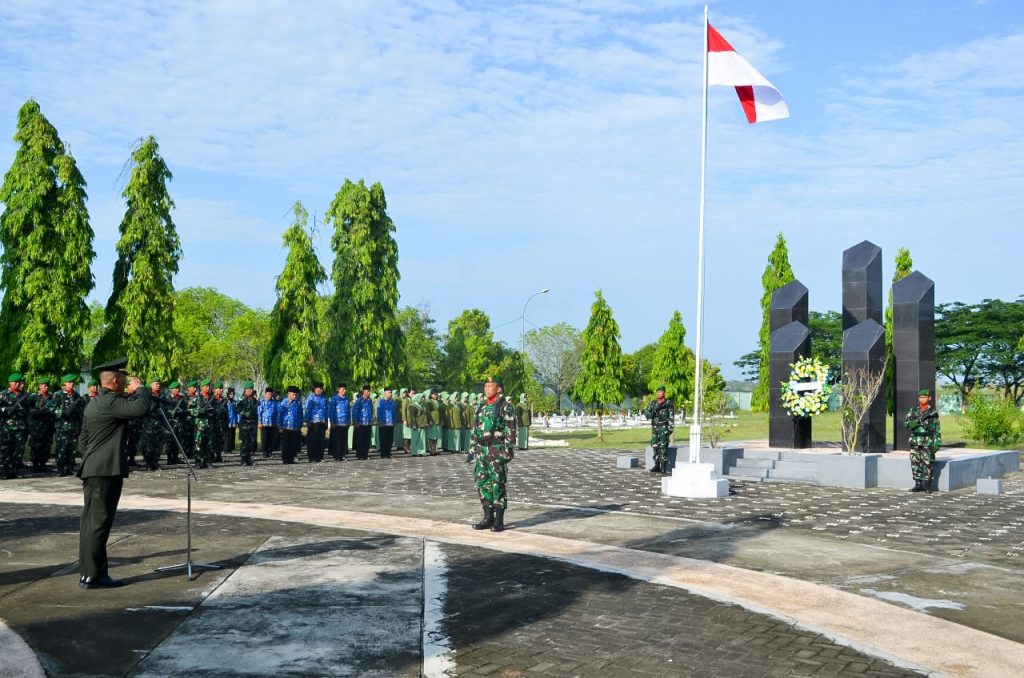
[521,288,550,353]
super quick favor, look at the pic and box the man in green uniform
[470,376,517,532]
[905,388,942,493]
[235,381,259,466]
[449,392,464,453]
[515,393,532,451]
[210,381,228,463]
[644,386,674,473]
[164,381,186,466]
[77,357,153,588]
[0,373,30,479]
[461,392,473,454]
[87,379,99,400]
[425,389,441,454]
[189,379,215,468]
[401,388,414,454]
[410,393,428,456]
[27,378,56,472]
[138,378,166,471]
[50,373,85,476]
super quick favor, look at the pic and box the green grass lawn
[532,411,1021,451]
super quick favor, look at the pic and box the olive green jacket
[77,388,153,478]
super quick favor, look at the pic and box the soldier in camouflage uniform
[905,388,942,493]
[27,378,56,472]
[189,379,215,468]
[644,386,674,473]
[49,373,85,476]
[210,382,228,462]
[470,376,517,532]
[164,381,187,465]
[1,373,30,479]
[139,379,166,471]
[235,381,259,465]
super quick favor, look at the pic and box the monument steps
[767,460,820,483]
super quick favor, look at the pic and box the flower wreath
[779,357,832,418]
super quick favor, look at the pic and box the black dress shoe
[79,574,125,589]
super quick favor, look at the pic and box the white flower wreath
[779,357,832,418]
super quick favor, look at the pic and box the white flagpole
[688,5,709,464]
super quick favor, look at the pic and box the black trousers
[224,426,236,452]
[353,425,371,459]
[378,426,394,457]
[280,429,300,464]
[306,422,326,461]
[79,476,124,579]
[261,426,278,455]
[330,425,349,459]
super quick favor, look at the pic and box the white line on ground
[422,539,456,678]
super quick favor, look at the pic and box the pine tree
[325,179,404,387]
[93,136,181,377]
[751,233,795,412]
[885,247,913,414]
[263,201,327,388]
[0,99,95,377]
[572,290,624,441]
[649,310,696,410]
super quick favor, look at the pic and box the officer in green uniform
[189,379,215,468]
[50,373,85,476]
[77,357,152,588]
[905,388,942,493]
[470,376,517,532]
[235,381,259,465]
[425,389,441,454]
[410,393,428,456]
[644,386,674,473]
[515,393,532,451]
[137,378,166,471]
[401,388,414,454]
[210,381,228,462]
[461,392,473,453]
[0,373,30,479]
[164,381,186,465]
[27,377,56,472]
[449,392,464,452]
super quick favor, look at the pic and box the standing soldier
[401,388,415,454]
[411,392,429,456]
[189,379,215,468]
[87,379,99,400]
[905,388,942,493]
[515,394,532,451]
[449,392,464,453]
[469,376,517,532]
[27,378,56,472]
[461,392,473,454]
[210,382,228,463]
[224,387,238,455]
[165,381,187,465]
[304,382,328,462]
[395,388,407,451]
[278,386,303,464]
[139,378,166,471]
[351,385,373,460]
[644,386,674,473]
[258,387,278,458]
[328,383,350,461]
[0,373,29,479]
[235,381,259,466]
[425,389,441,455]
[377,388,396,458]
[49,373,85,476]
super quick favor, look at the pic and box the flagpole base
[662,460,729,498]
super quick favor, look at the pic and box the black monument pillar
[842,241,883,332]
[892,271,936,450]
[769,321,812,449]
[770,280,809,331]
[842,319,887,452]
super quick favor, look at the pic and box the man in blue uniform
[258,387,278,458]
[329,383,351,460]
[351,385,373,460]
[377,388,396,458]
[304,382,328,462]
[278,386,303,464]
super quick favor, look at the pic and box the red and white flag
[707,23,789,124]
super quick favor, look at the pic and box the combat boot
[909,481,923,492]
[650,464,663,473]
[473,507,494,530]
[491,508,505,532]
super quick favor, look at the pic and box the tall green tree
[649,310,696,410]
[436,325,469,391]
[622,342,658,402]
[572,290,624,440]
[808,310,842,378]
[524,322,583,410]
[885,247,913,413]
[93,136,181,377]
[0,99,95,376]
[325,179,403,387]
[437,309,505,389]
[398,305,441,387]
[264,201,327,388]
[751,233,795,412]
[172,287,248,379]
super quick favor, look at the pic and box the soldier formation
[0,371,536,480]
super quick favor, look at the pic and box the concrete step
[744,450,782,461]
[733,458,777,469]
[768,460,820,482]
[725,467,769,480]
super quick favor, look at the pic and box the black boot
[650,464,663,473]
[924,481,935,493]
[473,507,494,530]
[491,508,505,533]
[909,481,923,492]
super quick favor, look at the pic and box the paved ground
[1,444,1022,676]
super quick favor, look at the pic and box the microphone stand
[152,403,222,580]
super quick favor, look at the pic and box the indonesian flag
[707,23,789,124]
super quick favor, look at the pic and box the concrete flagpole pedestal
[662,448,729,498]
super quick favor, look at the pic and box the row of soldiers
[0,373,535,478]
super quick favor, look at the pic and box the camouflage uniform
[189,384,215,468]
[165,387,190,465]
[644,396,674,471]
[235,388,259,465]
[210,387,228,462]
[905,404,941,490]
[26,385,56,471]
[0,383,29,479]
[139,385,167,471]
[471,395,517,512]
[48,380,85,476]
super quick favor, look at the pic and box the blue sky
[1,0,1022,379]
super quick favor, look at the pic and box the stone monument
[768,280,811,448]
[892,271,936,450]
